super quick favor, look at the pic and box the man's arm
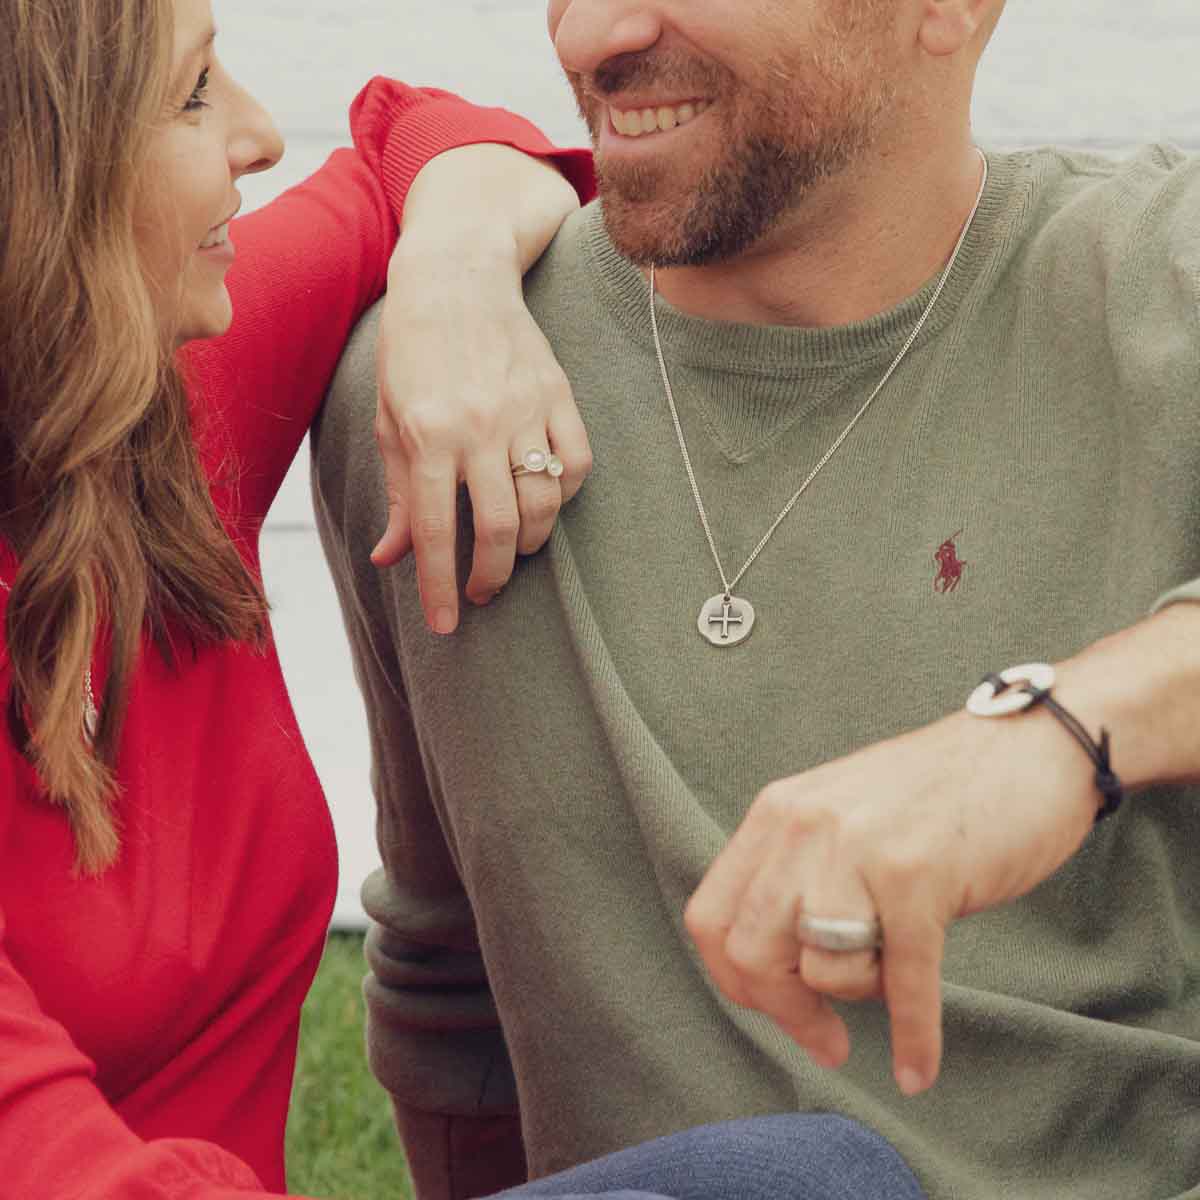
[685,600,1200,1098]
[311,305,524,1200]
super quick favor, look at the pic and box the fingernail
[897,1067,925,1096]
[433,607,456,635]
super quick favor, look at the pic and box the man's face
[548,0,902,266]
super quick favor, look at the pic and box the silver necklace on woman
[649,149,989,647]
[0,575,99,739]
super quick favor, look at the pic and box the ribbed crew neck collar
[584,149,1024,378]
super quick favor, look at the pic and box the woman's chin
[176,288,234,345]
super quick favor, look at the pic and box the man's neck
[650,141,986,329]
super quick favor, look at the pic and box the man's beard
[595,130,867,268]
[569,13,895,267]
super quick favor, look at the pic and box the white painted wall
[215,1,1200,926]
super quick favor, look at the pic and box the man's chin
[600,201,668,266]
[595,151,781,268]
[597,185,705,267]
[600,190,766,270]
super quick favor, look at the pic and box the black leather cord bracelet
[980,673,1125,822]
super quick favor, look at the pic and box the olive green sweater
[313,146,1200,1200]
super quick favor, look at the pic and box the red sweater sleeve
[0,929,271,1199]
[0,645,280,1198]
[184,76,595,548]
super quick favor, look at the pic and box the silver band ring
[511,447,564,479]
[796,914,882,954]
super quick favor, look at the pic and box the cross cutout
[708,597,744,640]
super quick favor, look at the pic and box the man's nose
[551,0,664,77]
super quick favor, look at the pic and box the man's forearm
[685,599,1200,1092]
[1054,601,1200,792]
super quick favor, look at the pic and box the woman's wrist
[399,143,579,274]
[388,222,524,307]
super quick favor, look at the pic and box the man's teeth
[200,223,229,250]
[610,99,710,139]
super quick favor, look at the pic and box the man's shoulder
[1018,141,1198,198]
[522,201,610,324]
[528,199,602,280]
[1013,143,1200,255]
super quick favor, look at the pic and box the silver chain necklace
[650,149,988,647]
[0,575,99,739]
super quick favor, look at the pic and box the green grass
[286,933,414,1199]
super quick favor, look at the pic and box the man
[313,1,1200,1197]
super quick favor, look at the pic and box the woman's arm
[372,143,593,631]
[183,77,594,555]
[0,725,271,1198]
[0,949,271,1199]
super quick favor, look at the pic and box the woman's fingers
[508,434,564,557]
[464,452,521,606]
[406,453,460,634]
[372,292,592,603]
[379,421,575,614]
[547,396,593,506]
[370,399,414,567]
[514,473,563,557]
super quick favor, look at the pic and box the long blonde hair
[0,0,268,872]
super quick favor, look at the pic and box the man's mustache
[570,51,728,104]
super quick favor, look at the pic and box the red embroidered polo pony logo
[933,531,967,593]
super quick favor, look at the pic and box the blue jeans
[495,1114,926,1200]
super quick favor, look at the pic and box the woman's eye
[184,67,211,112]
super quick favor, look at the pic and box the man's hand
[684,706,1101,1096]
[686,605,1200,1097]
[373,145,590,634]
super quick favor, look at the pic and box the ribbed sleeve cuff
[350,76,595,227]
[379,95,595,215]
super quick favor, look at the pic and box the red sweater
[0,80,592,1199]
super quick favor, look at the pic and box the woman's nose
[228,80,284,178]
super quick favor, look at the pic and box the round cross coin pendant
[697,593,755,647]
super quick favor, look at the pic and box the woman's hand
[373,144,590,633]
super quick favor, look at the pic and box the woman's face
[136,0,283,343]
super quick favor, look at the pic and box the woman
[0,0,586,1191]
[0,0,925,1196]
